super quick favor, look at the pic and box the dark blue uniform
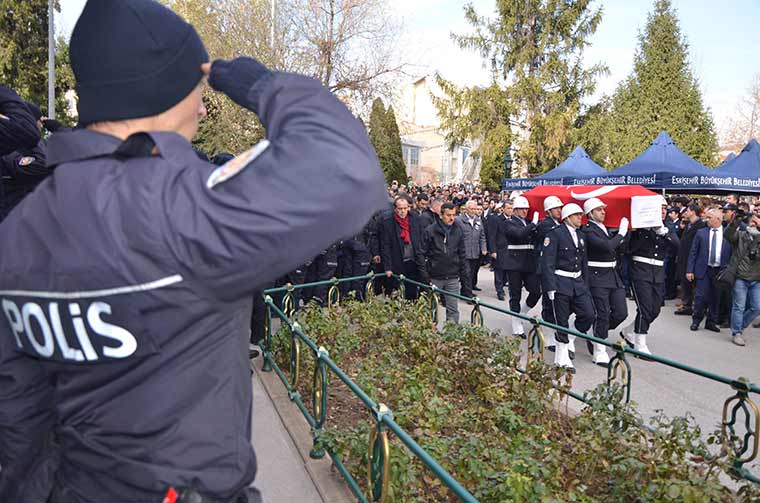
[502,216,541,314]
[583,222,628,341]
[0,72,386,502]
[536,216,561,325]
[0,85,41,156]
[488,213,508,298]
[541,225,595,344]
[0,140,54,222]
[304,243,340,305]
[626,227,680,335]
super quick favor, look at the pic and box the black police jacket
[501,216,538,272]
[0,71,387,502]
[541,224,590,296]
[0,140,53,223]
[0,85,41,155]
[486,212,504,253]
[626,227,680,283]
[582,222,626,289]
[421,221,470,287]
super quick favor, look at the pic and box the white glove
[531,211,539,225]
[656,225,669,236]
[618,217,629,237]
[547,290,555,301]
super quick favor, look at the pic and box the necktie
[710,229,718,266]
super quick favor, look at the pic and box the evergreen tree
[368,97,387,172]
[607,0,718,166]
[383,106,408,184]
[435,0,605,176]
[0,0,51,109]
[368,98,407,184]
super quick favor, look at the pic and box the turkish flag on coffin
[522,185,660,228]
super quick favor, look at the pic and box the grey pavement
[458,267,760,449]
[250,366,324,503]
[250,358,354,503]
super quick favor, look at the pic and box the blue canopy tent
[535,146,606,181]
[717,152,737,167]
[501,146,605,190]
[571,131,714,190]
[707,139,760,191]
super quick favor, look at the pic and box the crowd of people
[260,179,760,374]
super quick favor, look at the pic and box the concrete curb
[252,356,357,503]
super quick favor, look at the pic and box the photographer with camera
[724,212,760,346]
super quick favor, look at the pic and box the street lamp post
[503,150,513,179]
[48,0,55,119]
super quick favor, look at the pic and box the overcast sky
[59,0,760,132]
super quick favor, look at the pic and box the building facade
[396,76,480,185]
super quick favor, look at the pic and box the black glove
[42,118,65,132]
[208,57,272,111]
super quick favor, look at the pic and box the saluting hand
[531,211,539,225]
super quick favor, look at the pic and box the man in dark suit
[380,194,425,299]
[688,207,732,332]
[675,204,704,315]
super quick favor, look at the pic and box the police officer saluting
[0,1,387,501]
[536,195,563,350]
[582,198,629,366]
[502,195,541,337]
[621,196,680,355]
[541,203,596,373]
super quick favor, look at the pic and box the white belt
[507,244,534,250]
[588,260,616,268]
[555,270,582,279]
[632,256,664,267]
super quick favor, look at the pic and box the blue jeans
[730,279,760,336]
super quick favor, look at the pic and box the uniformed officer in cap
[541,203,596,373]
[535,195,563,350]
[620,195,679,355]
[502,195,541,337]
[0,0,387,501]
[582,197,629,366]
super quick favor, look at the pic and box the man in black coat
[379,194,425,299]
[675,204,704,315]
[420,202,471,322]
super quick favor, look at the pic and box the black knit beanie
[70,0,208,125]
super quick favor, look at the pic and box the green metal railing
[262,272,760,501]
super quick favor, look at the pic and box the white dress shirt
[708,226,723,266]
[565,223,579,247]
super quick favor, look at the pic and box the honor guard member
[535,195,563,349]
[502,195,541,337]
[582,198,630,366]
[621,195,680,355]
[0,1,387,501]
[541,203,596,373]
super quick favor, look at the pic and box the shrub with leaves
[269,295,760,502]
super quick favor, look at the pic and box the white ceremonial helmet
[657,195,668,207]
[543,195,563,212]
[561,203,584,220]
[512,196,530,209]
[583,197,607,215]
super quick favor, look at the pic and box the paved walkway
[249,355,354,503]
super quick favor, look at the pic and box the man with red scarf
[379,194,425,298]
